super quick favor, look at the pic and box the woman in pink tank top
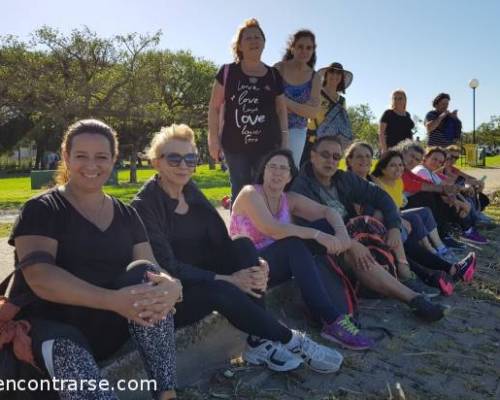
[230,149,375,351]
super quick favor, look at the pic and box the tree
[348,104,379,146]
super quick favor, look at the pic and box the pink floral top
[229,185,291,250]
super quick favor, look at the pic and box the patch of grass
[459,154,500,169]
[0,223,13,238]
[0,165,230,209]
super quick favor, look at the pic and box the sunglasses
[317,150,343,161]
[162,152,198,167]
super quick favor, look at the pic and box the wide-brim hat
[318,62,353,90]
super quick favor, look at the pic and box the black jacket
[290,162,401,230]
[131,175,229,283]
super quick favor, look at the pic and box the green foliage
[0,27,217,178]
[347,104,379,146]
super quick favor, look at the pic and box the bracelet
[281,130,289,134]
[314,230,321,239]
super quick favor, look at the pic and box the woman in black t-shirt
[9,119,181,400]
[379,90,415,153]
[208,18,289,204]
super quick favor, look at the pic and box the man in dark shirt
[425,93,462,147]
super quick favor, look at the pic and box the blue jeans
[224,151,266,205]
[288,127,307,168]
[401,207,437,242]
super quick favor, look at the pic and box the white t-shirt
[411,165,442,185]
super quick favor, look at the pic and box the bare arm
[16,236,182,325]
[425,112,447,133]
[275,94,289,148]
[379,122,388,153]
[288,192,351,251]
[15,235,116,309]
[233,186,318,241]
[208,80,225,160]
[284,73,321,119]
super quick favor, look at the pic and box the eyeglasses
[317,150,343,161]
[266,163,290,172]
[162,152,198,167]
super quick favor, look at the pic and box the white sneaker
[243,337,302,372]
[287,330,343,374]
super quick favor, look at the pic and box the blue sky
[2,0,499,138]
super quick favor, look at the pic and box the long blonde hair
[55,119,119,185]
[391,89,407,111]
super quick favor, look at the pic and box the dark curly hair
[432,92,450,108]
[282,29,317,68]
[371,150,404,178]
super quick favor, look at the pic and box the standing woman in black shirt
[208,18,289,205]
[379,89,415,153]
[9,119,181,400]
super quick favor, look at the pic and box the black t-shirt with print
[8,189,148,317]
[216,62,284,154]
[380,109,415,148]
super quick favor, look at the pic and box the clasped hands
[111,271,183,327]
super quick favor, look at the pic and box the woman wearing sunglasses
[132,124,344,374]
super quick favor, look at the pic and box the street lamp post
[469,79,479,144]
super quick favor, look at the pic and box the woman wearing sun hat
[300,62,354,165]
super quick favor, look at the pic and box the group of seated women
[6,119,491,399]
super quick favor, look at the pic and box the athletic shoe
[442,235,466,249]
[437,247,460,264]
[321,314,375,351]
[460,228,488,245]
[430,271,455,296]
[287,330,343,374]
[409,295,450,322]
[243,337,302,372]
[402,276,441,298]
[453,252,477,283]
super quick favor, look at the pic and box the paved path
[465,167,500,193]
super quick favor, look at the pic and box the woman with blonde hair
[8,119,180,399]
[379,89,415,153]
[132,123,344,374]
[208,18,289,205]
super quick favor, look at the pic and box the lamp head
[469,79,479,89]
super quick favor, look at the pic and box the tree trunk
[208,157,215,170]
[35,141,45,170]
[129,144,137,183]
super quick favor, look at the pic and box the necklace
[64,185,107,223]
[262,188,281,217]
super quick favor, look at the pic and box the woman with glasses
[230,149,375,351]
[412,147,487,244]
[208,18,289,205]
[274,29,321,167]
[132,124,345,374]
[379,90,415,153]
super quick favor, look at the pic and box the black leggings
[173,237,292,343]
[26,261,176,400]
[404,239,453,274]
